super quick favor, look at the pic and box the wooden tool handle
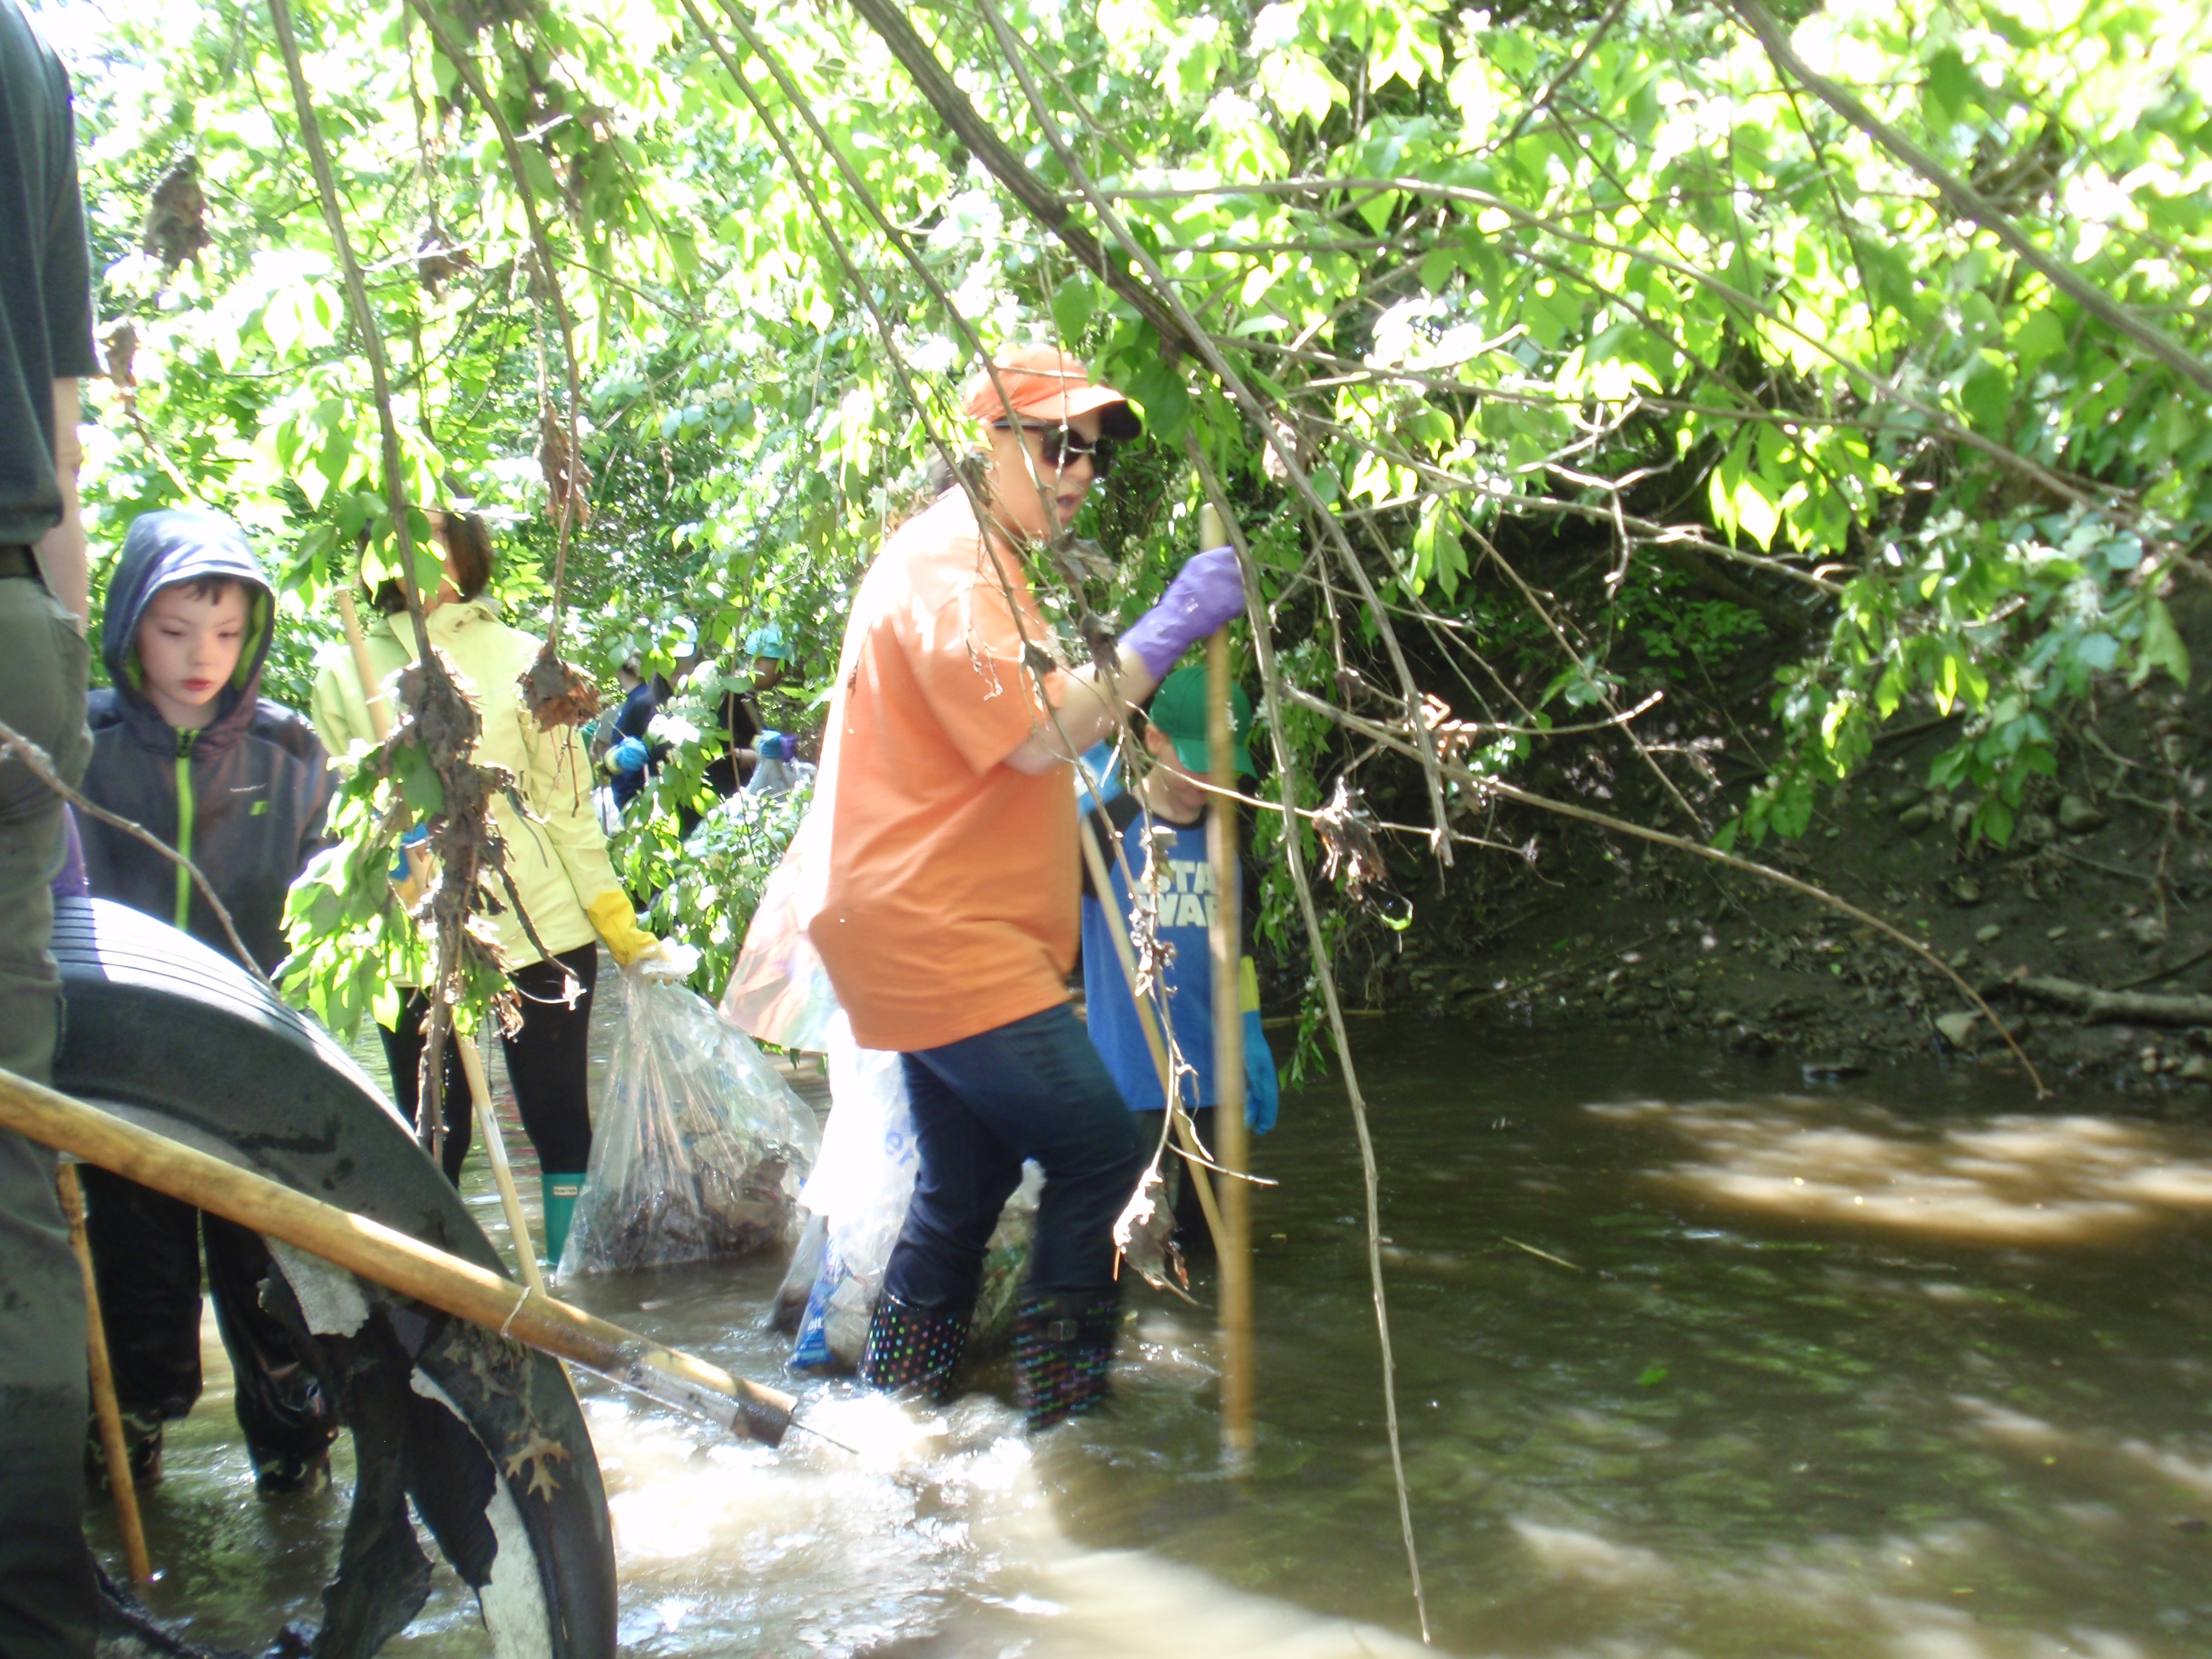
[1198,501,1256,1456]
[0,1069,796,1446]
[57,1162,153,1583]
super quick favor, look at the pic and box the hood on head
[103,509,276,716]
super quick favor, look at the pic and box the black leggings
[379,943,600,1181]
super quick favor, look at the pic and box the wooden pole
[56,1163,153,1584]
[0,1069,798,1447]
[457,1038,546,1296]
[1199,502,1255,1456]
[336,586,544,1285]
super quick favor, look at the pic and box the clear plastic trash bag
[559,971,822,1279]
[788,1014,1038,1372]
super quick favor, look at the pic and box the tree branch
[1728,0,2212,397]
[0,717,267,986]
[838,0,1194,355]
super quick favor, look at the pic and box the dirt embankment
[1356,595,2212,1105]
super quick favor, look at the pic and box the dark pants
[0,570,96,1659]
[380,943,598,1179]
[78,1168,337,1467]
[885,1004,1147,1318]
[1133,1106,1218,1251]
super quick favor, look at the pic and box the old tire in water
[52,898,617,1659]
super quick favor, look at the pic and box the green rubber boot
[540,1171,586,1265]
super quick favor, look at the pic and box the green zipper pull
[174,728,196,931]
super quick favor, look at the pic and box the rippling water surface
[87,1021,2212,1658]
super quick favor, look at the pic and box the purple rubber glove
[1122,546,1245,680]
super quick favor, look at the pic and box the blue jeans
[886,1004,1147,1317]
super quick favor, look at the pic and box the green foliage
[617,777,813,1002]
[281,752,436,1040]
[41,0,2212,1038]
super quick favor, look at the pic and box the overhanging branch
[839,0,1194,355]
[1729,0,2212,399]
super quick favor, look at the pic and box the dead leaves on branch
[518,639,601,730]
[142,156,210,271]
[538,401,591,531]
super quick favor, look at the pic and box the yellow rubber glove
[1239,955,1262,1014]
[585,890,663,970]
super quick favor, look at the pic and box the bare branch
[0,717,268,986]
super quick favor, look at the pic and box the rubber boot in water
[541,1171,586,1265]
[1014,1292,1122,1431]
[858,1291,968,1403]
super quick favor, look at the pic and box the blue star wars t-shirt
[1081,793,1250,1114]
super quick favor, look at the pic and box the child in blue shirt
[1081,665,1278,1247]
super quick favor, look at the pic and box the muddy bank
[1342,606,2212,1107]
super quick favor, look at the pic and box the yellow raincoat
[310,598,622,969]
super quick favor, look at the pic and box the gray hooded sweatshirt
[79,510,332,973]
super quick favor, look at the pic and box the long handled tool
[336,586,545,1292]
[55,1162,153,1584]
[1199,502,1256,1456]
[0,1068,800,1447]
[457,1038,545,1294]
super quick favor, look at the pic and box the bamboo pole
[457,1038,545,1296]
[335,586,545,1287]
[56,1163,152,1584]
[1199,503,1255,1456]
[0,1070,799,1448]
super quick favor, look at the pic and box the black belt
[0,546,38,580]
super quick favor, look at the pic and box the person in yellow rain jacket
[310,509,664,1261]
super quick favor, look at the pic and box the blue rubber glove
[1243,1010,1278,1134]
[609,736,649,774]
[1121,546,1245,680]
[389,822,430,883]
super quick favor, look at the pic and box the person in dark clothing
[80,512,335,968]
[701,622,790,798]
[603,657,670,811]
[75,509,341,1496]
[0,1,104,1651]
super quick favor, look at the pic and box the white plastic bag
[805,1018,921,1289]
[560,972,822,1279]
[789,1015,1039,1371]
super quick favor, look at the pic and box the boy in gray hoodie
[75,508,340,1495]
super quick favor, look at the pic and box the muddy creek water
[88,1020,2212,1658]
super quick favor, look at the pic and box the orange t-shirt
[806,492,1078,1052]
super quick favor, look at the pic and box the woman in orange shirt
[807,346,1244,1427]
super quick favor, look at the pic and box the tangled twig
[0,714,267,985]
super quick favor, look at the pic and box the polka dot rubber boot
[1014,1293,1121,1431]
[858,1292,968,1403]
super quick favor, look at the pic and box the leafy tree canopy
[42,0,2212,1019]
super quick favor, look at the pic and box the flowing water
[86,1020,2212,1658]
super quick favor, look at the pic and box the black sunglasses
[992,420,1117,479]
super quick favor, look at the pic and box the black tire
[52,899,617,1659]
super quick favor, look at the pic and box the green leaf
[2010,307,2068,374]
[1051,280,1098,343]
[2131,595,2191,688]
[1924,48,1973,122]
